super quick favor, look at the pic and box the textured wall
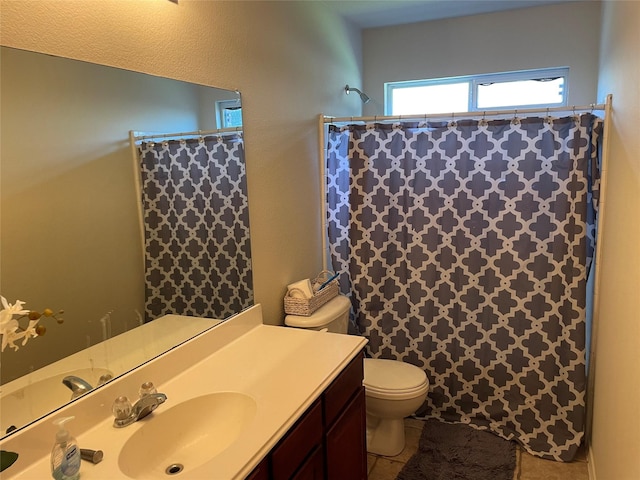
[592,1,640,478]
[361,2,601,115]
[0,0,364,326]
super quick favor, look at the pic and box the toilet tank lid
[364,358,428,391]
[284,295,351,328]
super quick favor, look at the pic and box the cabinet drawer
[323,352,364,426]
[271,400,323,480]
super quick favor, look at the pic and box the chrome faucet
[62,375,93,399]
[112,392,167,428]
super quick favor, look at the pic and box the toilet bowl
[284,295,429,456]
[363,358,428,455]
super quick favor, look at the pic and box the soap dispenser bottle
[50,416,81,480]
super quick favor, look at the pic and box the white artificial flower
[1,319,22,352]
[0,295,31,351]
[21,319,40,345]
[0,296,29,326]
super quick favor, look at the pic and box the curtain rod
[132,126,243,142]
[323,102,606,124]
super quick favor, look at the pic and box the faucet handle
[112,396,132,421]
[138,382,157,398]
[97,373,113,386]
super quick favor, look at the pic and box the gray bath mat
[397,418,516,480]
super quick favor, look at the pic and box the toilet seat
[363,358,429,400]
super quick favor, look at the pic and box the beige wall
[0,0,363,327]
[4,2,638,476]
[361,2,602,115]
[592,1,640,479]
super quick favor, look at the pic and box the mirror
[0,47,253,437]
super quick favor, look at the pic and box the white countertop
[0,305,367,479]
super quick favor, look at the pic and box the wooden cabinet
[272,401,324,480]
[291,446,324,480]
[324,351,366,480]
[246,458,269,480]
[325,388,366,480]
[248,351,366,479]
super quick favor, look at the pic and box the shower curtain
[137,134,253,322]
[326,114,603,461]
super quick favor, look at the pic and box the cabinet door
[325,387,367,480]
[291,445,324,480]
[271,400,323,480]
[246,457,269,480]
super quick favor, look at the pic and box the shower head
[345,84,371,104]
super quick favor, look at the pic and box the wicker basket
[284,271,339,316]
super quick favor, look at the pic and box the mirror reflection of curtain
[138,134,253,322]
[326,114,603,462]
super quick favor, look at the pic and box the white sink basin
[118,392,257,479]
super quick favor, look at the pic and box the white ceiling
[324,0,580,28]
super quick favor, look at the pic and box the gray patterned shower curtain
[137,134,253,322]
[326,114,603,461]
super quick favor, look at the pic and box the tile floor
[367,418,589,480]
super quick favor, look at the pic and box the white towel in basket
[287,279,314,299]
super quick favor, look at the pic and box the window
[216,100,243,128]
[385,67,568,116]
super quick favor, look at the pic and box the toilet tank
[284,295,351,334]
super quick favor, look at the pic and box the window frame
[216,99,243,129]
[384,67,569,115]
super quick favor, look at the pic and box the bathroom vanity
[0,305,367,479]
[248,351,366,479]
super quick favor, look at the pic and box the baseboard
[588,443,597,480]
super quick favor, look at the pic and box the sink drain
[165,463,184,475]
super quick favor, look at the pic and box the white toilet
[285,295,429,456]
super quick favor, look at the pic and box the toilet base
[366,414,405,456]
